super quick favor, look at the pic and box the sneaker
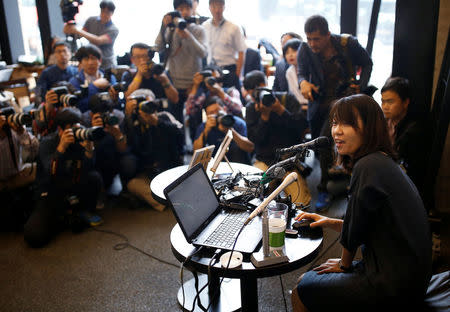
[79,211,104,227]
[315,192,332,212]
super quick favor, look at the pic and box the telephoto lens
[72,126,105,141]
[112,81,127,92]
[148,62,165,76]
[51,85,69,108]
[0,107,33,127]
[167,11,187,30]
[60,94,79,107]
[217,114,235,128]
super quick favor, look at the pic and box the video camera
[252,88,287,107]
[72,126,105,141]
[51,86,80,108]
[60,0,83,23]
[89,92,119,126]
[0,106,34,127]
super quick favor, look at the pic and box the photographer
[35,41,78,106]
[155,0,207,124]
[193,96,253,164]
[123,89,183,211]
[69,45,117,113]
[63,1,119,70]
[122,43,178,104]
[244,70,311,206]
[24,108,103,248]
[297,15,372,210]
[84,93,132,200]
[185,65,243,143]
[0,103,39,231]
[33,81,81,137]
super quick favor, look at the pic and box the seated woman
[291,94,432,312]
[381,76,430,198]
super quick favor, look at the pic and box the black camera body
[72,126,105,141]
[0,106,33,127]
[216,112,235,128]
[205,76,224,86]
[112,81,127,93]
[60,0,83,23]
[148,62,165,76]
[138,100,164,114]
[199,70,213,78]
[253,88,287,107]
[88,92,119,126]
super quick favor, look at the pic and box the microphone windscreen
[315,136,330,148]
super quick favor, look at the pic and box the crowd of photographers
[1,0,428,250]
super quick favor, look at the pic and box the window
[17,0,43,61]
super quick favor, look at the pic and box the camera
[89,92,119,126]
[51,86,79,108]
[205,76,224,86]
[72,126,105,141]
[167,11,187,30]
[60,0,83,23]
[216,112,235,128]
[148,62,165,76]
[112,81,127,92]
[199,70,213,78]
[138,99,165,114]
[252,88,287,107]
[336,78,360,97]
[0,107,33,127]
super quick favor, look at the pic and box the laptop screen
[165,165,219,240]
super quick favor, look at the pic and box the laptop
[164,163,262,254]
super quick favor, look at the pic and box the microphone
[276,136,329,155]
[244,172,298,225]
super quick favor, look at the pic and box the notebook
[164,163,262,253]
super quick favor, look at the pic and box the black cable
[279,275,288,312]
[180,246,204,312]
[190,251,220,311]
[91,227,179,269]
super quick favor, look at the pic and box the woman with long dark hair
[291,94,432,311]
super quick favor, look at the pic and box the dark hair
[281,32,302,42]
[54,107,82,129]
[209,0,224,4]
[174,0,193,9]
[381,77,411,102]
[130,43,151,56]
[282,38,302,57]
[75,45,102,62]
[51,41,69,53]
[243,70,266,91]
[204,96,224,109]
[330,94,395,171]
[100,1,115,12]
[305,15,329,35]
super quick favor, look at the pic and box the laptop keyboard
[204,210,251,249]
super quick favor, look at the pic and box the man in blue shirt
[193,96,253,164]
[35,42,78,105]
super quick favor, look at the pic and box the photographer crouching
[84,92,133,206]
[193,96,253,164]
[123,89,184,211]
[24,108,103,248]
[0,103,39,231]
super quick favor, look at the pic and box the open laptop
[164,163,262,254]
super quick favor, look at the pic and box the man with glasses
[122,43,179,104]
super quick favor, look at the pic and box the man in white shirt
[203,0,246,90]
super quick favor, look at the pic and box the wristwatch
[339,260,352,273]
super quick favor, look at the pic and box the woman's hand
[295,212,344,232]
[313,258,345,274]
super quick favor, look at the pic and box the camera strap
[5,127,19,171]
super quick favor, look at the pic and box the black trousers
[24,171,102,248]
